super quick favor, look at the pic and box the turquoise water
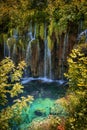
[19,98,55,126]
[11,79,67,129]
[25,98,54,121]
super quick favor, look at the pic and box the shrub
[64,44,87,130]
[0,57,33,130]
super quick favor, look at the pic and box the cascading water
[25,22,39,77]
[78,29,87,42]
[44,23,47,77]
[44,23,52,79]
[34,24,36,39]
[3,22,70,80]
[26,23,35,65]
[3,23,68,80]
[77,19,87,42]
[47,48,52,79]
[4,42,10,57]
[25,23,52,79]
[12,44,17,61]
[26,39,32,66]
[4,28,18,58]
[61,33,68,79]
[6,38,11,57]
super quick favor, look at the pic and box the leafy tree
[64,44,87,130]
[0,57,33,130]
[0,0,87,37]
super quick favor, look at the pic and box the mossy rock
[28,115,60,130]
[50,101,67,117]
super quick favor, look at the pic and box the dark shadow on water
[22,80,68,100]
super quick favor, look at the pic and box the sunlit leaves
[39,23,44,39]
[0,95,33,130]
[0,106,13,130]
[0,57,26,105]
[13,95,34,110]
[64,44,87,129]
[10,83,24,97]
[0,58,34,129]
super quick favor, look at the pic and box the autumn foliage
[64,44,87,130]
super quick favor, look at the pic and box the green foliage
[0,57,26,105]
[0,0,87,42]
[47,20,54,50]
[0,57,34,130]
[64,44,87,130]
[39,23,44,39]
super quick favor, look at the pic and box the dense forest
[0,0,87,78]
[0,0,87,130]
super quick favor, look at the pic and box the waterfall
[48,48,52,79]
[77,20,87,42]
[25,22,38,77]
[34,24,36,39]
[12,44,17,61]
[6,38,11,57]
[78,29,87,42]
[44,23,52,79]
[13,29,18,40]
[4,28,18,58]
[26,23,35,64]
[61,33,68,79]
[26,39,33,66]
[25,23,52,78]
[44,24,47,77]
[4,42,10,57]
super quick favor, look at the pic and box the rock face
[51,33,77,79]
[0,24,77,79]
[24,33,76,79]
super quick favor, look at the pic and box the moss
[28,115,60,130]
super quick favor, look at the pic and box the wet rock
[34,109,46,116]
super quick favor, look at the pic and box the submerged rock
[34,109,46,116]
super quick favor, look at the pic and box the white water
[77,20,87,42]
[6,38,11,57]
[48,48,52,79]
[26,38,34,65]
[78,29,87,42]
[4,28,18,58]
[44,23,47,77]
[44,23,52,79]
[26,23,35,65]
[25,23,52,79]
[4,42,10,57]
[12,44,17,60]
[34,23,36,39]
[21,77,65,84]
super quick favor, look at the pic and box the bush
[0,57,33,130]
[64,44,87,130]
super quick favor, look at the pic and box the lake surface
[12,78,68,129]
